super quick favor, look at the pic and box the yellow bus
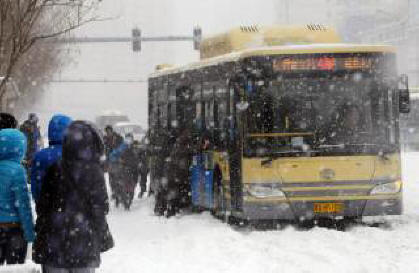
[148,25,409,222]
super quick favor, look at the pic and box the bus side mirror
[399,74,410,114]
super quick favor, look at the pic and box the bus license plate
[313,203,344,213]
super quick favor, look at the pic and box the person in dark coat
[166,128,194,217]
[103,125,123,202]
[20,113,42,179]
[153,129,175,216]
[31,114,72,205]
[33,121,114,273]
[137,141,149,199]
[109,133,142,210]
[0,112,18,129]
[0,129,35,265]
[103,125,123,157]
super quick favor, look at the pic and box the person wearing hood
[31,114,72,204]
[109,133,142,210]
[166,128,194,217]
[33,121,113,273]
[0,112,18,130]
[0,129,35,265]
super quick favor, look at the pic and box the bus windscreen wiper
[315,143,396,154]
[261,149,315,166]
[317,143,379,149]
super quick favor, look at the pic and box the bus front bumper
[238,195,402,220]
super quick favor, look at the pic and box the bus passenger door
[190,149,215,209]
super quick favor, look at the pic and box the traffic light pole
[55,27,202,52]
[60,36,194,43]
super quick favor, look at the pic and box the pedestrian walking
[153,129,174,216]
[33,121,114,273]
[137,140,149,198]
[109,133,142,210]
[20,113,42,180]
[0,129,35,265]
[166,128,194,217]
[31,114,72,205]
[103,125,123,202]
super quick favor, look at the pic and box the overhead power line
[50,78,147,83]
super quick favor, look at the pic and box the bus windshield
[245,73,396,156]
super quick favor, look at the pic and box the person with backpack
[33,121,114,273]
[0,129,35,265]
[109,133,142,210]
[31,114,72,205]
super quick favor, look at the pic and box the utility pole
[52,27,203,52]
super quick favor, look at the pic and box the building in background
[336,0,419,85]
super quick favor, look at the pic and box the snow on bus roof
[149,43,396,79]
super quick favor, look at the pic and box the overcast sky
[33,0,373,128]
[32,0,344,127]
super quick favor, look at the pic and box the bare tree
[0,0,102,110]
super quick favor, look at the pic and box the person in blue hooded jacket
[0,129,35,264]
[31,114,72,204]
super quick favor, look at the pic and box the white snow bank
[3,152,419,273]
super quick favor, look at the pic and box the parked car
[95,111,129,131]
[113,122,145,142]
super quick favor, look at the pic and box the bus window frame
[202,82,214,131]
[213,83,229,150]
[167,80,176,130]
[192,82,203,131]
[175,85,195,132]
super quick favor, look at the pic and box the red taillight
[317,57,335,70]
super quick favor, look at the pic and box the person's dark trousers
[113,179,125,208]
[108,172,118,200]
[0,227,28,265]
[138,173,147,198]
[154,188,167,216]
[122,179,137,210]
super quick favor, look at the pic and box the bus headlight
[245,183,286,198]
[370,180,402,195]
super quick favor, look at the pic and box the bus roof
[200,25,342,59]
[149,43,396,79]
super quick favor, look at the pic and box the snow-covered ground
[4,152,419,273]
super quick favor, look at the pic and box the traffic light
[132,28,141,52]
[193,26,202,50]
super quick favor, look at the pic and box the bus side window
[167,103,172,130]
[193,84,203,131]
[202,84,213,131]
[215,86,228,150]
[168,85,176,129]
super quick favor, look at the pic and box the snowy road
[4,152,419,273]
[101,152,419,273]
[100,151,419,273]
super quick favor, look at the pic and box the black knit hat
[0,113,18,129]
